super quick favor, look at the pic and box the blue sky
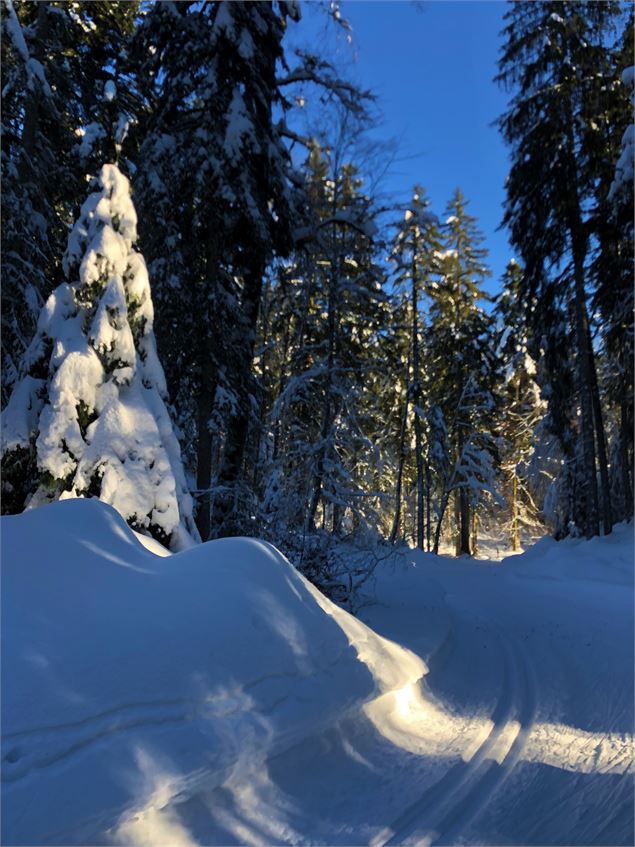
[298,1,514,296]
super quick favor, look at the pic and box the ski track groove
[373,625,537,847]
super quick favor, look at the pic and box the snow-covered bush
[1,164,198,549]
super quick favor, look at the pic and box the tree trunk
[459,486,471,555]
[306,259,337,535]
[195,352,216,541]
[454,488,461,556]
[455,424,470,556]
[511,472,520,551]
[471,509,478,556]
[332,502,342,535]
[571,252,600,538]
[211,263,265,536]
[411,249,425,550]
[19,2,50,176]
[586,326,612,534]
[620,392,634,520]
[425,463,432,552]
[390,373,410,543]
[433,489,450,555]
[564,122,599,538]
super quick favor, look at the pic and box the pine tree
[426,189,498,555]
[591,13,634,523]
[497,0,623,537]
[131,1,301,540]
[1,165,198,549]
[495,260,546,549]
[1,1,138,404]
[263,143,386,559]
[390,187,441,548]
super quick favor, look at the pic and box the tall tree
[590,12,634,524]
[497,0,624,537]
[426,189,498,555]
[390,187,441,548]
[132,1,299,539]
[495,260,546,550]
[263,143,386,551]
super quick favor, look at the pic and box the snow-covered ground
[2,500,633,845]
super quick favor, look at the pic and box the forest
[1,0,633,598]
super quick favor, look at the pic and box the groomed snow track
[372,624,538,846]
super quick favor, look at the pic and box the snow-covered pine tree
[132,0,301,540]
[591,14,634,524]
[497,0,623,538]
[426,189,499,555]
[495,260,546,550]
[1,1,138,405]
[1,164,198,550]
[390,187,441,548]
[261,141,387,573]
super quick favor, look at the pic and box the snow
[76,122,107,160]
[3,0,54,100]
[104,79,117,101]
[2,500,632,845]
[224,87,255,159]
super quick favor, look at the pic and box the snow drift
[1,499,425,845]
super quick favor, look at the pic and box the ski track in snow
[1,666,329,785]
[371,626,538,847]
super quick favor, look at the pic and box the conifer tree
[495,260,545,549]
[132,1,303,540]
[1,165,198,550]
[264,143,386,556]
[497,0,623,537]
[591,14,634,523]
[1,1,138,404]
[390,187,441,548]
[426,189,498,555]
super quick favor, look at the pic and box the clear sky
[298,0,514,297]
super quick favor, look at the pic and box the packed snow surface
[2,500,633,845]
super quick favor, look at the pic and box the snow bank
[1,499,425,845]
[504,521,634,586]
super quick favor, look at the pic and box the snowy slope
[2,501,633,845]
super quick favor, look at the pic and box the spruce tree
[495,260,546,549]
[1,1,138,404]
[591,14,634,523]
[497,0,623,537]
[132,1,300,540]
[426,189,498,555]
[264,144,386,556]
[1,165,198,549]
[390,187,441,548]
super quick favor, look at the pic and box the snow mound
[504,521,634,586]
[1,499,425,845]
